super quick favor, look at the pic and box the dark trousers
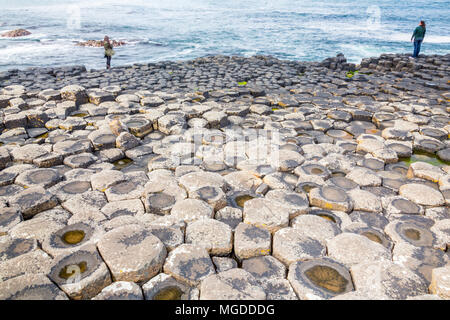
[106,56,111,69]
[413,40,422,58]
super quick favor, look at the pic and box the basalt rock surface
[0,52,449,300]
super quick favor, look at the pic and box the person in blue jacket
[411,21,426,58]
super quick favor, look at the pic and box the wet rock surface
[1,29,31,38]
[0,52,449,300]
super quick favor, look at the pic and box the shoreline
[1,52,449,93]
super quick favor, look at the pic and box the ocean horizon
[0,0,449,71]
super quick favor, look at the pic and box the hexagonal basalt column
[243,198,290,233]
[163,244,215,287]
[200,268,266,300]
[188,186,227,212]
[170,199,214,223]
[97,224,166,283]
[399,183,445,207]
[291,215,342,245]
[42,222,101,257]
[88,130,117,150]
[63,153,97,169]
[92,281,144,300]
[185,218,233,255]
[124,117,153,138]
[309,186,353,213]
[0,237,37,262]
[0,274,68,300]
[273,227,326,266]
[385,219,436,247]
[350,260,428,299]
[234,223,271,260]
[179,171,226,193]
[9,186,58,219]
[60,85,88,105]
[326,233,392,268]
[143,273,197,300]
[48,244,112,300]
[49,180,92,202]
[288,258,354,300]
[265,189,309,219]
[53,139,92,157]
[15,168,61,189]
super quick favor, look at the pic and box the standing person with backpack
[411,21,426,58]
[104,36,115,69]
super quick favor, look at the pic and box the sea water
[0,0,449,71]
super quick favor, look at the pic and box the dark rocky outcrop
[77,40,126,47]
[1,29,31,38]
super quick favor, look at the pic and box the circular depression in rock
[153,287,183,300]
[201,161,227,172]
[59,261,88,280]
[301,164,330,177]
[113,158,133,170]
[383,178,405,191]
[27,169,59,185]
[362,231,383,244]
[326,130,353,140]
[348,226,393,249]
[126,118,152,137]
[49,250,102,284]
[49,223,93,249]
[362,158,385,171]
[404,228,421,241]
[195,186,219,199]
[94,134,116,145]
[1,238,36,261]
[147,193,176,212]
[309,210,341,226]
[63,230,86,245]
[70,155,93,164]
[339,143,357,152]
[304,265,349,294]
[126,119,147,128]
[395,222,435,247]
[416,140,443,153]
[291,258,354,299]
[61,181,91,194]
[386,163,409,175]
[296,182,320,193]
[392,199,421,215]
[421,128,446,140]
[320,186,348,202]
[328,177,358,190]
